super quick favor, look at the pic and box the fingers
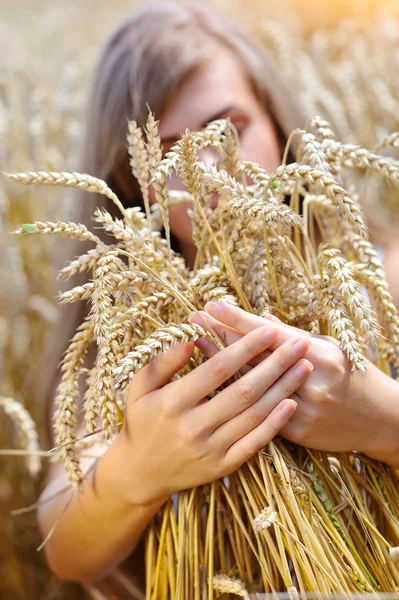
[177,326,280,406]
[204,302,267,334]
[202,338,311,430]
[193,313,276,373]
[191,312,252,371]
[213,358,312,446]
[195,334,256,376]
[189,310,242,348]
[222,399,297,473]
[190,310,281,370]
[127,342,194,402]
[202,302,310,342]
[279,393,313,445]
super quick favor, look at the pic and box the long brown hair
[82,1,305,211]
[46,1,306,433]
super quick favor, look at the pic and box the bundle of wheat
[5,114,399,598]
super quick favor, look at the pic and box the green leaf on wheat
[22,223,37,233]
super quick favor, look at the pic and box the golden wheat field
[2,1,399,599]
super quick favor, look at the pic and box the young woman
[38,1,399,590]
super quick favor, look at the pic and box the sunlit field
[1,1,399,599]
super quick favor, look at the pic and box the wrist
[103,432,170,508]
[366,434,399,468]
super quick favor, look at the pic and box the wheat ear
[212,574,250,599]
[0,396,41,477]
[114,323,209,389]
[4,170,126,215]
[54,320,94,489]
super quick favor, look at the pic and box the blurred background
[1,1,399,598]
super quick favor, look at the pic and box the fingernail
[295,360,314,378]
[264,312,280,323]
[279,399,297,418]
[293,339,309,357]
[205,301,223,317]
[261,329,277,343]
[188,311,204,326]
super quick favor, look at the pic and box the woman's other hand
[189,302,399,464]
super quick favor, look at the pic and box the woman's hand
[116,326,313,506]
[189,302,399,464]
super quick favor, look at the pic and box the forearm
[362,366,399,468]
[38,437,165,583]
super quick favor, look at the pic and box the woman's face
[154,47,281,266]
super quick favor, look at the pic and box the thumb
[128,342,194,402]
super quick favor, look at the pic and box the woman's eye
[230,117,249,138]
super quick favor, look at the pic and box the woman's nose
[198,147,220,169]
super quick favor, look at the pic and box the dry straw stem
[0,396,40,477]
[11,114,399,597]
